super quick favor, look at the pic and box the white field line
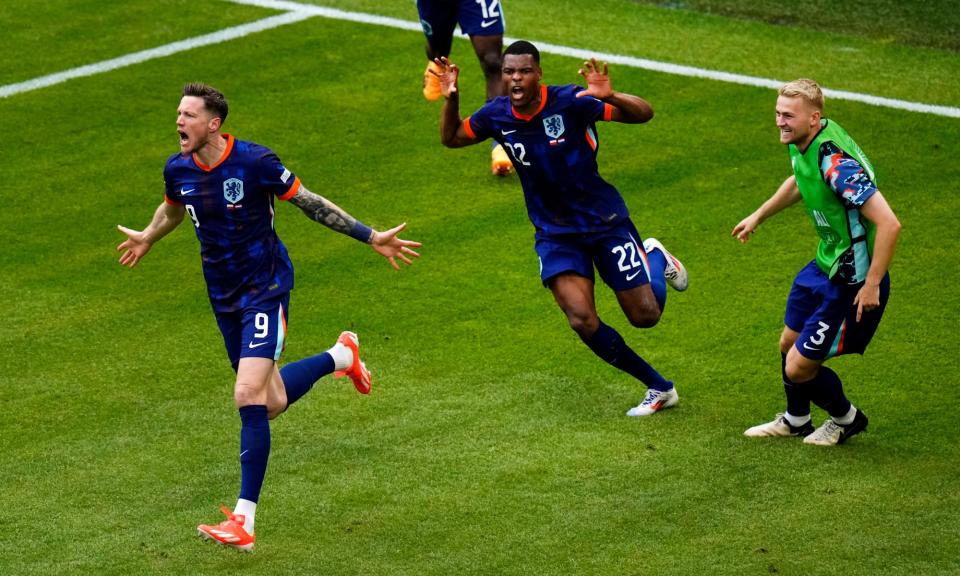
[0,10,313,98]
[2,0,958,119]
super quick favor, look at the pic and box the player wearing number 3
[116,83,420,551]
[434,41,688,417]
[733,79,901,446]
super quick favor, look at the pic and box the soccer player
[432,41,689,417]
[417,0,513,175]
[116,83,421,550]
[732,79,901,446]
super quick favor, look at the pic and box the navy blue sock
[645,247,668,311]
[782,352,810,417]
[280,352,335,407]
[580,321,672,391]
[238,405,270,504]
[804,365,851,419]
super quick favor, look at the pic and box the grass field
[1,1,958,575]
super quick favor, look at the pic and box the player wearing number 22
[116,83,420,551]
[433,41,689,417]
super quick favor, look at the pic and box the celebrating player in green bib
[732,79,901,446]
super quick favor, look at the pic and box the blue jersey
[163,134,301,313]
[464,84,625,237]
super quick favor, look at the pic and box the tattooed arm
[288,184,374,242]
[287,184,423,270]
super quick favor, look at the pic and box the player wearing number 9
[115,83,421,551]
[432,41,690,418]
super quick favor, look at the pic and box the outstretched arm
[432,57,481,148]
[731,175,802,243]
[576,58,653,124]
[288,184,422,270]
[116,201,185,268]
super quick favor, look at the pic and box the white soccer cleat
[803,410,869,446]
[743,413,814,437]
[643,238,688,292]
[626,387,678,417]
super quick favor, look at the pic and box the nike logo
[501,129,517,135]
[180,187,195,195]
[248,341,269,349]
[480,19,498,28]
[626,270,643,281]
[239,450,249,458]
[803,342,820,351]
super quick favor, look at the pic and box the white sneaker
[743,413,814,437]
[626,387,678,417]
[643,238,688,291]
[803,410,868,446]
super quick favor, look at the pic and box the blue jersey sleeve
[463,103,495,142]
[257,149,300,201]
[162,156,182,205]
[569,85,608,122]
[819,141,877,208]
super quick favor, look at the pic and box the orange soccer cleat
[423,61,443,101]
[491,144,513,176]
[197,505,255,552]
[334,331,372,394]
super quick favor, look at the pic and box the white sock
[327,341,354,371]
[784,412,811,427]
[234,498,257,534]
[834,405,857,426]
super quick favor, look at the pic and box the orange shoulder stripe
[603,103,614,122]
[463,116,477,140]
[278,176,301,201]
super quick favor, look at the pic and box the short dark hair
[182,83,228,123]
[503,40,540,64]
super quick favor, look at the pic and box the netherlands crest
[223,178,244,204]
[542,114,565,139]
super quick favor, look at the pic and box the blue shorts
[214,292,289,371]
[785,260,890,361]
[535,219,652,291]
[417,0,505,39]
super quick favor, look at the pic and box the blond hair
[779,79,824,111]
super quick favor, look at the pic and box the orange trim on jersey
[511,85,549,121]
[277,176,301,201]
[463,116,477,140]
[603,103,614,122]
[585,128,598,151]
[193,133,235,172]
[163,194,179,205]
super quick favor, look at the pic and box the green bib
[789,120,876,283]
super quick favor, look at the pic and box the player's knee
[628,308,661,328]
[234,381,265,407]
[780,334,796,354]
[779,331,798,353]
[625,300,661,328]
[785,359,817,383]
[566,312,599,337]
[478,51,502,78]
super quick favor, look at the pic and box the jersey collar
[511,85,549,121]
[193,133,235,172]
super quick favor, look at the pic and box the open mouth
[510,85,525,99]
[178,130,189,146]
